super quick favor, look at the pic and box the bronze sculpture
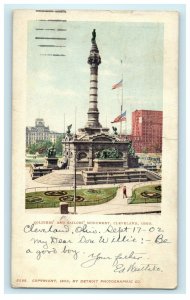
[91,29,96,42]
[47,145,56,158]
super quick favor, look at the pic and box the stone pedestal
[46,157,59,169]
[128,156,139,168]
[60,202,69,214]
[93,159,124,172]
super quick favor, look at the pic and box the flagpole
[125,118,127,136]
[64,113,65,136]
[74,106,77,214]
[74,106,77,135]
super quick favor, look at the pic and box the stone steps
[33,169,159,186]
[35,172,84,186]
[145,170,161,181]
[82,170,149,185]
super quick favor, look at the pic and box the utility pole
[73,106,77,214]
[73,144,77,214]
[120,59,123,137]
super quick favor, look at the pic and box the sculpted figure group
[47,145,56,158]
[95,147,121,159]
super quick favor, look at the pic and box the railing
[68,191,117,207]
[26,185,83,193]
[128,180,161,204]
[25,182,121,193]
[131,180,161,193]
[25,190,118,209]
[128,196,161,205]
[26,201,60,209]
[145,169,162,180]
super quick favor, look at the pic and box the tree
[28,140,53,155]
[55,134,64,156]
[27,136,64,156]
[28,144,38,155]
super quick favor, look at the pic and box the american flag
[111,110,126,123]
[112,79,123,90]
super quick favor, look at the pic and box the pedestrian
[123,186,127,198]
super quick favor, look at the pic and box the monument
[46,145,59,169]
[77,28,109,136]
[30,145,59,180]
[62,30,140,184]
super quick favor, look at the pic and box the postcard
[12,9,178,288]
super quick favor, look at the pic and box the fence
[25,189,118,209]
[128,180,161,204]
[25,183,121,194]
[67,191,117,207]
[26,201,59,209]
[26,185,84,194]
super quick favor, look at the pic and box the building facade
[26,118,62,146]
[129,110,163,153]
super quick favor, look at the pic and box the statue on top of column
[88,29,101,66]
[91,29,96,42]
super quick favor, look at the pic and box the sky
[27,20,164,134]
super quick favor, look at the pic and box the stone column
[88,144,93,167]
[86,29,102,129]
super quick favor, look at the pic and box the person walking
[123,186,127,198]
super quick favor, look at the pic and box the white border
[1,0,188,299]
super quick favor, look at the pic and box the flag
[112,79,123,90]
[111,110,126,123]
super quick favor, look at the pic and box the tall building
[26,118,62,146]
[129,110,163,153]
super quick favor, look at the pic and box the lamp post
[73,143,77,214]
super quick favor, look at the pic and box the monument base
[82,168,149,185]
[29,164,53,180]
[128,156,139,168]
[78,126,109,136]
[93,159,124,172]
[46,157,59,169]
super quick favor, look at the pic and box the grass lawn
[130,184,161,204]
[25,157,46,167]
[26,187,118,209]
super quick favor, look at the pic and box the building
[26,118,62,146]
[129,110,163,153]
